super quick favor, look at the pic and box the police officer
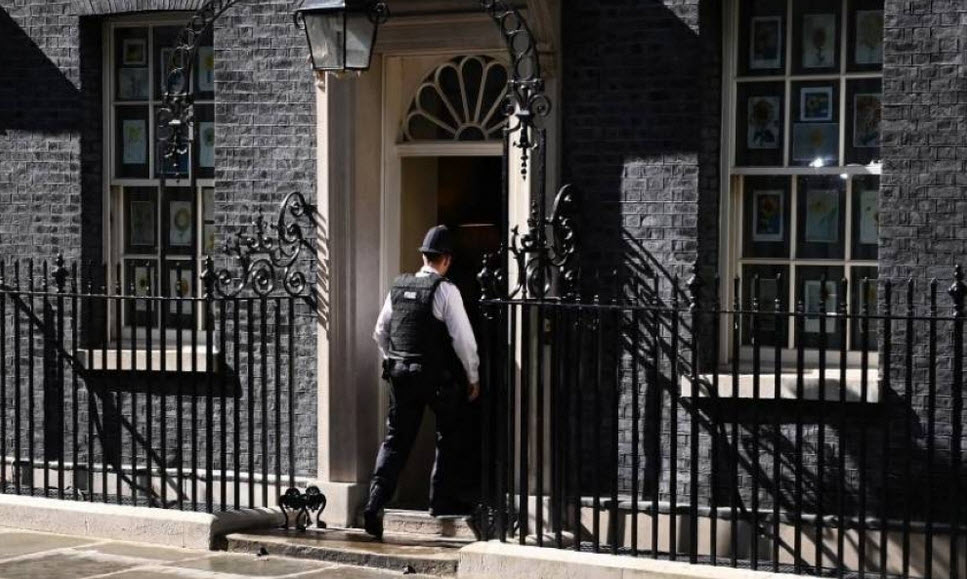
[364,225,480,539]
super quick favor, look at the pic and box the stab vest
[388,273,455,373]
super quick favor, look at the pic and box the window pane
[164,187,195,256]
[202,187,216,255]
[846,0,883,72]
[850,266,878,350]
[124,187,158,254]
[115,28,149,102]
[797,175,846,259]
[736,82,785,167]
[195,29,215,100]
[164,260,195,327]
[154,26,182,101]
[743,175,791,258]
[796,265,845,350]
[195,104,215,179]
[741,264,789,347]
[115,105,150,179]
[125,259,158,328]
[845,78,881,164]
[851,175,879,260]
[156,113,189,178]
[791,80,840,167]
[792,0,841,75]
[738,0,787,77]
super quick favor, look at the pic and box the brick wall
[0,0,319,486]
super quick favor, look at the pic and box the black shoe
[363,509,383,540]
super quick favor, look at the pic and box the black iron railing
[0,256,312,514]
[477,269,967,578]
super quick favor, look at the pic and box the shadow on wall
[0,8,81,134]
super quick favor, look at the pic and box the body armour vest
[388,273,455,372]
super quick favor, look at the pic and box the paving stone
[0,531,100,559]
[171,553,328,576]
[0,552,137,579]
[298,565,437,578]
[69,542,201,562]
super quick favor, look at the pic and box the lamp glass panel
[345,12,376,69]
[304,12,345,70]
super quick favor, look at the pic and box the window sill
[77,347,220,373]
[680,368,879,403]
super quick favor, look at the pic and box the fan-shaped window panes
[401,55,509,142]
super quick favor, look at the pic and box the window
[727,0,882,353]
[106,17,216,331]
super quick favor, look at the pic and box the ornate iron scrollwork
[279,486,328,531]
[478,185,579,301]
[201,191,315,300]
[479,0,549,180]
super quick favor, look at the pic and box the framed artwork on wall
[802,14,836,69]
[804,189,840,243]
[750,16,782,70]
[169,201,193,247]
[122,120,147,165]
[853,93,882,148]
[122,38,147,66]
[800,87,833,121]
[752,190,784,242]
[748,96,781,149]
[854,10,884,65]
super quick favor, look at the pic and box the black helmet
[419,225,453,255]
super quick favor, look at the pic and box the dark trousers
[367,372,466,513]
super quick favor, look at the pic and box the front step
[383,509,478,540]
[225,527,464,576]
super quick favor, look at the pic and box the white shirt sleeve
[432,281,480,384]
[373,293,393,359]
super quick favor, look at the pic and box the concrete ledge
[458,541,787,579]
[0,494,282,550]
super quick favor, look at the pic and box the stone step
[224,527,464,576]
[383,509,478,540]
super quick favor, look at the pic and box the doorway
[392,155,501,509]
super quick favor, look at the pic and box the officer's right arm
[373,293,393,358]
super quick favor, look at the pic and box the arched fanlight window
[401,55,509,142]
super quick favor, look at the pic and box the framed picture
[801,87,833,121]
[122,120,147,165]
[203,187,215,221]
[129,201,156,247]
[199,122,215,168]
[204,224,216,254]
[804,280,838,334]
[802,14,836,69]
[122,38,147,66]
[853,93,882,148]
[748,96,780,150]
[169,201,193,247]
[804,189,840,243]
[750,17,782,70]
[168,266,193,314]
[133,265,153,311]
[118,68,148,100]
[752,190,784,242]
[197,46,215,92]
[858,189,878,245]
[792,122,838,163]
[855,10,884,65]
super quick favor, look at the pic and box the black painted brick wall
[0,0,318,484]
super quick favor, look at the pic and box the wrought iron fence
[0,255,314,515]
[476,268,967,578]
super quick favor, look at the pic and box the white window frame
[718,0,883,369]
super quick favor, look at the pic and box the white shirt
[373,265,480,384]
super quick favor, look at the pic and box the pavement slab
[0,528,438,579]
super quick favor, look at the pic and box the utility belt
[382,352,455,383]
